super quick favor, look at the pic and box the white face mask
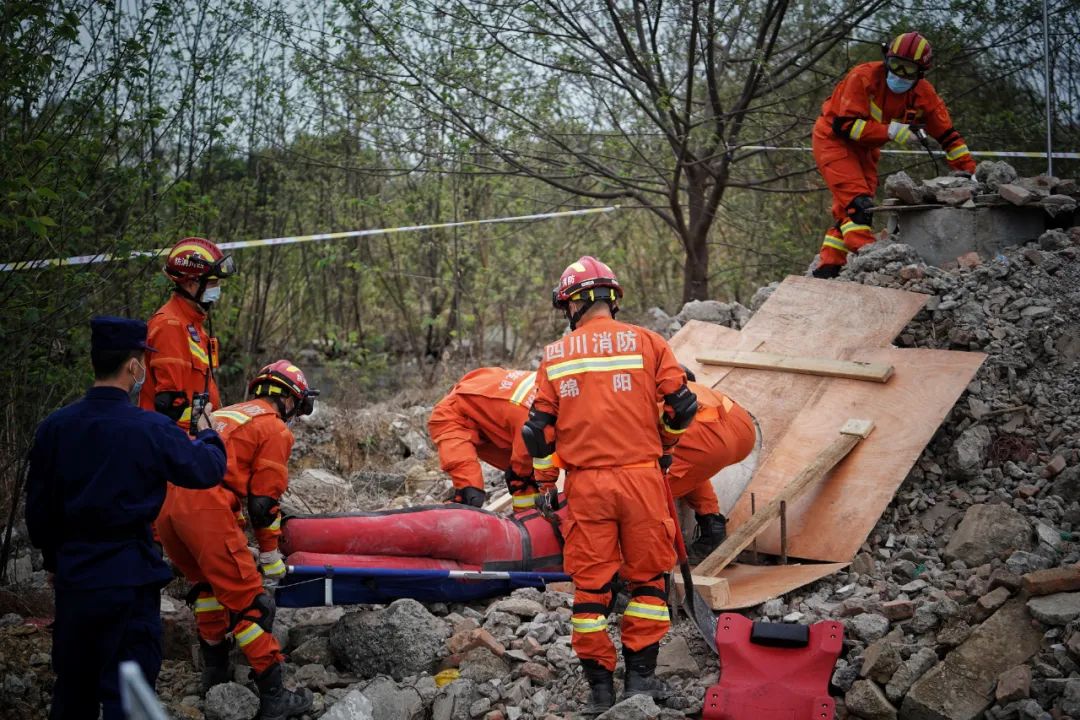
[201,285,222,304]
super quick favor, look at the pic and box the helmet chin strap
[174,277,214,310]
[566,299,619,330]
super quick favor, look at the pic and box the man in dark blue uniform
[25,316,227,720]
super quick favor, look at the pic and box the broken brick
[957,251,982,269]
[881,599,915,621]
[998,183,1037,206]
[1044,455,1067,478]
[519,661,554,684]
[1022,565,1080,597]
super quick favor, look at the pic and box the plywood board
[694,420,872,577]
[715,562,850,610]
[739,276,928,353]
[727,346,985,561]
[683,277,929,479]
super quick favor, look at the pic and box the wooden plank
[693,420,874,577]
[668,321,747,387]
[728,347,985,561]
[672,575,731,608]
[713,563,849,610]
[698,350,894,383]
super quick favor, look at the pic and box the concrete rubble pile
[883,161,1078,218]
[3,197,1080,719]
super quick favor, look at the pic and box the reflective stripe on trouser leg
[193,591,230,645]
[621,580,671,652]
[840,219,875,254]
[232,619,284,674]
[571,588,617,671]
[819,227,849,267]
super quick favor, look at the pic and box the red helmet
[164,237,236,283]
[249,360,320,416]
[885,32,932,77]
[552,256,623,308]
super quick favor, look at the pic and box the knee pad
[845,195,874,226]
[234,591,276,633]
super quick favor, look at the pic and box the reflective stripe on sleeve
[512,494,538,509]
[840,220,871,236]
[533,455,555,471]
[849,119,867,140]
[946,144,971,161]
[213,410,253,425]
[509,372,538,406]
[194,596,224,614]
[261,558,286,576]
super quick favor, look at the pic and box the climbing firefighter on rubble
[524,256,697,714]
[672,371,757,562]
[140,237,235,430]
[156,361,320,720]
[812,31,976,279]
[429,367,541,510]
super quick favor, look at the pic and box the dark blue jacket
[26,386,226,590]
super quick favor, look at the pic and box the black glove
[811,264,841,279]
[452,486,486,508]
[504,468,539,496]
[659,453,673,474]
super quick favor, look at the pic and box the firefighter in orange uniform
[811,32,976,278]
[428,367,540,510]
[156,361,319,720]
[524,256,696,713]
[140,237,235,428]
[668,377,756,562]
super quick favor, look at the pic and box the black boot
[623,644,671,700]
[688,513,727,564]
[254,663,313,720]
[199,639,233,693]
[580,659,615,715]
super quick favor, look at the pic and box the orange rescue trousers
[564,466,676,671]
[157,485,284,673]
[667,402,756,516]
[812,128,879,267]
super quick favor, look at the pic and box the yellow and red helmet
[164,237,236,283]
[249,360,320,416]
[552,256,623,309]
[885,31,932,78]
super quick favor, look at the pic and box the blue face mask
[887,71,916,94]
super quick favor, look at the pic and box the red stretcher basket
[702,613,844,720]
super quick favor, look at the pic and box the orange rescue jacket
[211,398,294,553]
[532,315,687,479]
[816,61,975,172]
[429,367,537,479]
[139,294,221,430]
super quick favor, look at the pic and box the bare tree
[347,0,889,301]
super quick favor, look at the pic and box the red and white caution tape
[1,206,620,272]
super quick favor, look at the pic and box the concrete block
[899,598,1042,720]
[881,206,1045,267]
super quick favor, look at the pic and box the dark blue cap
[90,316,158,353]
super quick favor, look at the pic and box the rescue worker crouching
[811,32,976,278]
[140,236,235,429]
[26,317,226,720]
[524,256,697,714]
[156,360,319,720]
[666,369,756,563]
[428,367,541,510]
